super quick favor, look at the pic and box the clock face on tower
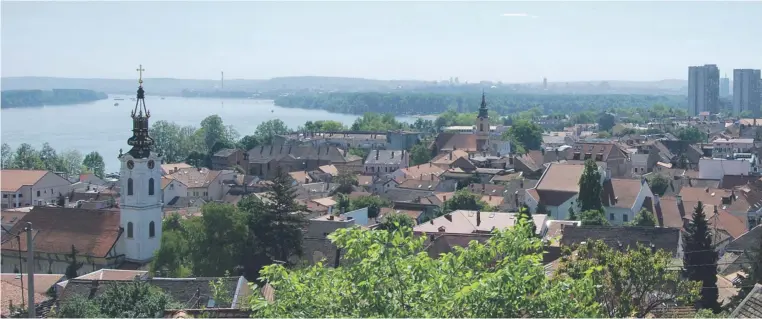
[127,160,135,169]
[147,160,155,169]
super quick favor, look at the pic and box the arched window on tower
[127,222,133,238]
[479,123,484,132]
[127,178,134,195]
[148,178,155,195]
[149,221,155,238]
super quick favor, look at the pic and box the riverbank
[1,89,108,108]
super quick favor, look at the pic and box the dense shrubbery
[1,89,107,108]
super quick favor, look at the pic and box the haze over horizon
[2,1,761,83]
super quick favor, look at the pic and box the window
[623,214,629,222]
[148,178,155,195]
[127,178,134,195]
[149,221,155,238]
[37,190,40,197]
[203,192,208,197]
[609,213,615,221]
[18,194,22,198]
[169,184,174,190]
[127,222,134,238]
[3,194,7,198]
[479,123,484,131]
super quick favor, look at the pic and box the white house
[1,170,72,208]
[712,138,754,158]
[601,178,655,225]
[363,150,409,175]
[161,177,188,205]
[167,168,236,201]
[525,162,607,220]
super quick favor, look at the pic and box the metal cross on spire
[136,64,145,85]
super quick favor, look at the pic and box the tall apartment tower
[720,75,730,97]
[687,64,720,116]
[733,69,762,117]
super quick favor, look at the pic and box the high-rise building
[687,64,720,116]
[720,75,730,97]
[543,77,548,90]
[733,69,762,117]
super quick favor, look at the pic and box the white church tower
[118,65,163,262]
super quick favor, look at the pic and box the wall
[0,251,120,276]
[699,158,751,179]
[344,207,370,226]
[162,180,187,204]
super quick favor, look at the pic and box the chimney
[391,151,395,159]
[489,195,492,201]
[430,174,434,181]
[328,215,334,220]
[375,149,379,160]
[705,187,709,193]
[64,197,70,207]
[260,146,264,154]
[449,151,453,160]
[444,214,452,222]
[443,195,447,201]
[438,226,446,232]
[520,179,524,188]
[676,194,683,206]
[514,191,519,207]
[476,210,481,226]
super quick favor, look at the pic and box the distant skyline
[2,1,761,83]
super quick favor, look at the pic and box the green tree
[96,281,176,318]
[409,143,432,166]
[683,201,720,312]
[580,209,609,226]
[149,228,191,278]
[237,135,261,151]
[332,171,358,195]
[555,240,700,317]
[504,119,543,151]
[517,205,536,236]
[647,173,670,196]
[255,119,290,145]
[65,245,84,279]
[442,189,489,213]
[239,169,307,280]
[677,126,707,144]
[250,224,603,317]
[351,113,407,131]
[190,203,249,276]
[1,143,13,169]
[82,151,105,178]
[597,112,616,131]
[349,195,390,219]
[578,159,603,212]
[149,120,202,163]
[12,143,44,170]
[377,213,416,232]
[59,149,84,176]
[200,115,239,152]
[568,206,577,220]
[629,208,657,227]
[54,295,103,318]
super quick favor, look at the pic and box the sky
[2,1,761,83]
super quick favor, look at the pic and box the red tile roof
[1,274,64,317]
[601,178,644,209]
[1,206,122,257]
[533,163,585,206]
[0,170,50,192]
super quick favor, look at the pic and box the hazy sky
[2,1,761,82]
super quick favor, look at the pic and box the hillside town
[2,75,762,318]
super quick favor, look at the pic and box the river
[1,94,417,173]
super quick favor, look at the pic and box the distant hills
[0,76,689,96]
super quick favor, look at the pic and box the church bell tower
[118,65,163,262]
[475,91,490,151]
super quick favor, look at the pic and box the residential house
[433,133,478,153]
[631,152,660,176]
[1,273,65,317]
[288,171,315,185]
[713,138,754,159]
[525,163,606,220]
[167,168,235,201]
[379,207,425,224]
[1,208,28,233]
[160,163,192,175]
[600,178,655,225]
[211,148,250,173]
[1,207,124,276]
[247,143,353,179]
[363,149,409,175]
[565,142,630,177]
[387,130,422,150]
[413,210,548,237]
[161,177,187,205]
[430,150,470,169]
[310,197,337,215]
[679,186,760,229]
[652,140,703,169]
[1,170,72,208]
[729,283,762,318]
[391,163,445,181]
[397,176,455,193]
[699,157,757,179]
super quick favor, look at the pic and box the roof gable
[1,170,52,192]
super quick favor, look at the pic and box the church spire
[478,90,488,118]
[126,64,154,159]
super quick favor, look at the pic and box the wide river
[1,95,418,173]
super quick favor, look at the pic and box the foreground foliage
[54,281,177,318]
[251,223,602,317]
[556,241,700,317]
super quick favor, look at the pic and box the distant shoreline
[1,89,108,109]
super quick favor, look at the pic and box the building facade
[733,69,762,117]
[688,64,720,116]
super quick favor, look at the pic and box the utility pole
[26,222,35,318]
